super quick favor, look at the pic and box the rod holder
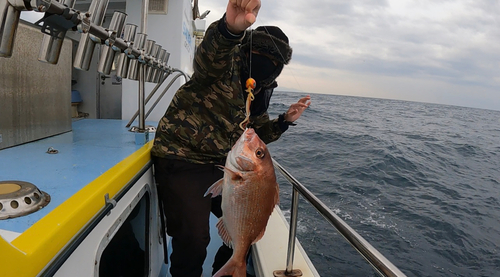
[97,10,127,75]
[0,0,21,58]
[127,32,147,80]
[143,39,156,63]
[38,29,66,64]
[159,50,171,82]
[152,48,168,83]
[115,23,137,78]
[73,0,110,71]
[86,0,109,28]
[146,44,161,82]
[38,0,77,64]
[1,0,69,58]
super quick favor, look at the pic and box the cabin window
[99,194,150,277]
[149,0,168,14]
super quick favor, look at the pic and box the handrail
[126,69,189,128]
[126,72,170,128]
[272,159,407,277]
[145,72,188,119]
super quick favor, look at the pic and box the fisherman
[151,0,310,276]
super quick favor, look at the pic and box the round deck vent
[0,181,50,220]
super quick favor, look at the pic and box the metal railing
[126,69,190,129]
[272,159,407,277]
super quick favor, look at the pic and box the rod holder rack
[1,0,172,79]
[0,0,185,137]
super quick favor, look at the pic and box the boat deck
[0,119,320,277]
[0,119,148,234]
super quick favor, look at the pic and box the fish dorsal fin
[235,156,255,171]
[217,217,233,248]
[204,178,224,197]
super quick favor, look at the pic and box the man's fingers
[245,0,261,13]
[245,13,256,25]
[298,95,311,104]
[244,0,260,24]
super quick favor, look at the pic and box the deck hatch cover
[0,181,50,220]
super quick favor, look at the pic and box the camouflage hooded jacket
[150,19,287,164]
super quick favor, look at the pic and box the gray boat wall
[0,21,72,150]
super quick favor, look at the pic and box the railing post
[285,188,303,276]
[286,188,299,272]
[274,177,303,277]
[138,63,146,131]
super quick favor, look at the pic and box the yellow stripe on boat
[0,141,153,277]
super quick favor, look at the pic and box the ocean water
[266,92,500,277]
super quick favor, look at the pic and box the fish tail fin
[212,258,246,277]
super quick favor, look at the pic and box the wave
[269,92,500,277]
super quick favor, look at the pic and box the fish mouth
[226,128,258,172]
[243,128,256,139]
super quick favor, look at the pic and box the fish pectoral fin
[204,178,224,197]
[222,166,244,181]
[235,156,256,171]
[216,217,233,248]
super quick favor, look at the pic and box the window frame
[94,184,152,276]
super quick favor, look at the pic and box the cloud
[199,0,500,110]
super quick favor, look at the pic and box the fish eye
[255,148,265,159]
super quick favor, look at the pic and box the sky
[198,0,500,111]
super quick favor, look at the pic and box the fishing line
[240,23,305,130]
[240,28,256,130]
[262,25,305,93]
[249,28,253,79]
